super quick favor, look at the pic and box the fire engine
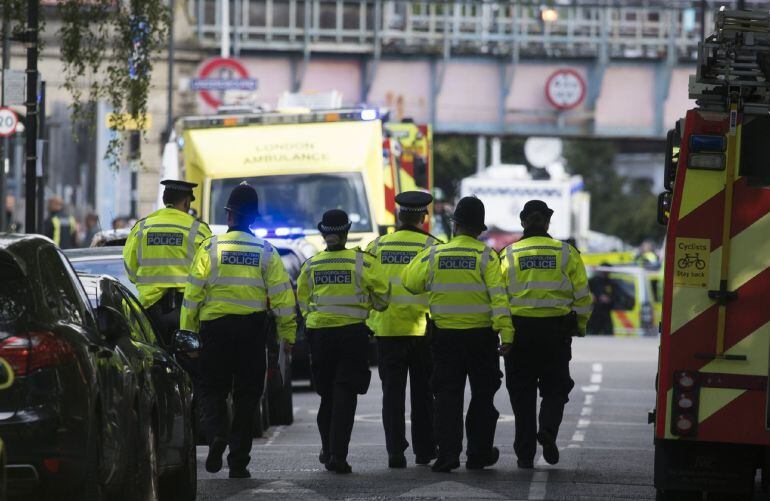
[654,9,770,499]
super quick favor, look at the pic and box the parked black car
[65,241,299,429]
[77,274,196,501]
[0,234,136,500]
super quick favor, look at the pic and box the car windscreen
[0,254,32,322]
[210,173,373,233]
[69,258,139,297]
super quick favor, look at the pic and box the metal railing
[188,0,759,60]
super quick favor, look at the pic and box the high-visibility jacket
[401,234,514,344]
[179,230,298,343]
[123,207,212,308]
[45,214,77,249]
[297,248,391,329]
[500,235,592,335]
[365,227,439,337]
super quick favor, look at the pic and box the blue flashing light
[254,228,269,237]
[274,227,291,237]
[689,135,725,153]
[360,109,378,121]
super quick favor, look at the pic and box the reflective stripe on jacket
[401,234,514,343]
[123,207,212,308]
[297,248,391,329]
[179,231,298,343]
[49,214,77,248]
[501,235,592,334]
[365,228,439,337]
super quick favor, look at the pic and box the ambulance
[654,9,770,499]
[171,107,432,250]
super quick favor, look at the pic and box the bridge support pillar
[477,136,487,173]
[491,137,501,167]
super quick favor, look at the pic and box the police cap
[161,179,198,201]
[395,191,433,214]
[318,209,352,234]
[451,196,487,231]
[519,200,554,220]
[225,182,260,217]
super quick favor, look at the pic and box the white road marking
[584,394,594,405]
[265,425,284,446]
[581,384,600,393]
[590,373,603,384]
[528,471,549,500]
[580,406,593,416]
[400,481,505,499]
[577,419,591,429]
[571,430,585,442]
[223,480,328,500]
[592,363,603,373]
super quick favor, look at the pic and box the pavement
[197,336,658,500]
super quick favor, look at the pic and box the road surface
[197,336,658,500]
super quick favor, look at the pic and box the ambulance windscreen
[740,115,770,187]
[209,173,373,233]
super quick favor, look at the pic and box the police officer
[500,200,592,469]
[366,191,439,468]
[124,180,212,344]
[402,196,513,473]
[43,196,78,249]
[180,182,297,479]
[297,209,391,474]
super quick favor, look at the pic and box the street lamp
[541,7,559,23]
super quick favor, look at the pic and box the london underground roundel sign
[545,69,586,110]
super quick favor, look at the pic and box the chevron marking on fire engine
[671,210,770,335]
[677,167,730,221]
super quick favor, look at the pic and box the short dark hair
[162,188,191,206]
[522,211,550,229]
[454,222,481,238]
[398,210,424,226]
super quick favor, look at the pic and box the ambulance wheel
[655,489,701,501]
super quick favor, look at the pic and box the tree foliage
[563,139,664,246]
[3,0,170,168]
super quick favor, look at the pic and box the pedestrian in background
[500,200,592,469]
[297,209,391,474]
[402,196,513,473]
[43,196,78,249]
[82,213,99,247]
[366,191,439,469]
[123,180,212,345]
[181,182,297,478]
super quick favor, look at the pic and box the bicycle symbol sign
[673,237,710,288]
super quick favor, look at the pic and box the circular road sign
[196,57,252,109]
[545,69,586,110]
[0,108,19,137]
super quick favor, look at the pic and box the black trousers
[199,312,267,470]
[505,315,575,463]
[431,327,502,461]
[377,336,435,459]
[587,306,614,335]
[146,290,184,347]
[309,323,371,460]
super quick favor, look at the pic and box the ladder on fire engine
[691,8,770,112]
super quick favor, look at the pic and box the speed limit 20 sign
[0,107,19,137]
[545,69,586,111]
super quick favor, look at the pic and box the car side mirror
[657,191,672,226]
[172,330,201,354]
[96,305,128,343]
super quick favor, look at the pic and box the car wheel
[62,412,104,501]
[269,364,294,425]
[159,423,196,501]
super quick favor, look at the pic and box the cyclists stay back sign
[674,238,710,288]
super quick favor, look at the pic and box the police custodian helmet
[318,209,352,234]
[225,182,260,217]
[451,196,487,231]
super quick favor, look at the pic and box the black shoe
[228,467,251,479]
[517,459,534,469]
[466,447,500,470]
[538,432,560,465]
[431,457,460,473]
[205,438,227,473]
[326,456,352,474]
[388,454,407,468]
[319,450,330,465]
[415,453,437,465]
